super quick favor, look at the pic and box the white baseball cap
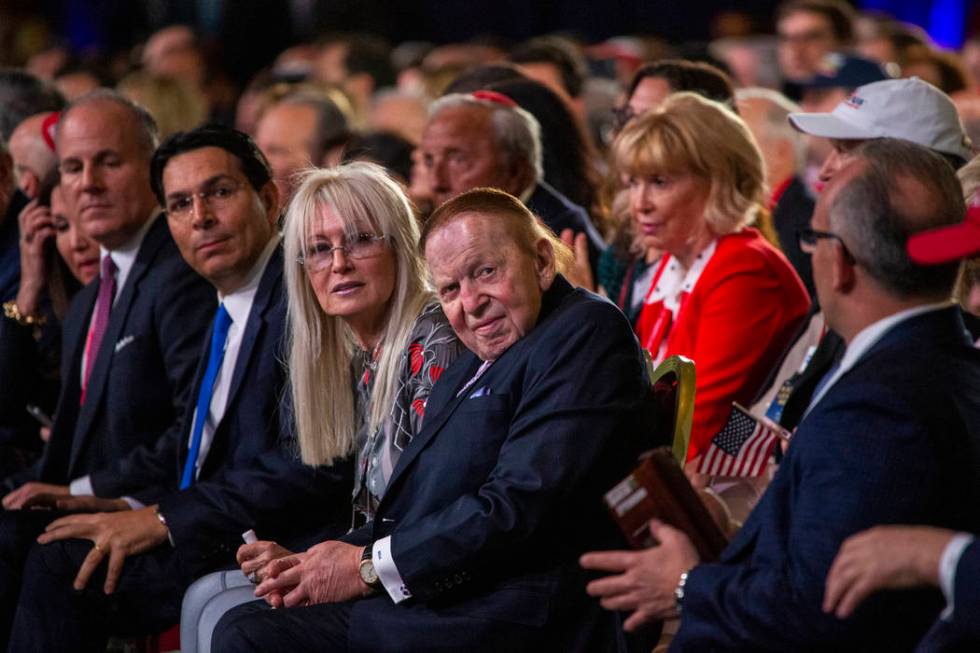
[789,77,974,161]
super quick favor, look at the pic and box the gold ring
[93,543,104,554]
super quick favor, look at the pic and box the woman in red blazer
[614,92,810,463]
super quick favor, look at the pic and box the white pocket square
[114,335,135,353]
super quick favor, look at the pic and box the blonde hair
[117,72,207,139]
[613,91,766,235]
[284,161,430,466]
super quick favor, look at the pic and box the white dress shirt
[939,533,975,620]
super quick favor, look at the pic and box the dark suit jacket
[343,276,657,652]
[6,216,214,489]
[526,181,606,273]
[0,190,28,303]
[0,311,60,454]
[771,175,815,298]
[86,247,351,578]
[672,306,980,652]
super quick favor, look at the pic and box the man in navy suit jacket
[212,188,656,652]
[821,175,980,653]
[0,91,214,646]
[5,125,352,652]
[582,138,980,651]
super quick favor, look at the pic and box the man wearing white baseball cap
[789,77,974,183]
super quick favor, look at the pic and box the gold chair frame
[643,352,696,465]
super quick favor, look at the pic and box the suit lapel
[380,333,532,503]
[175,323,213,476]
[69,217,167,474]
[377,278,576,510]
[380,356,480,498]
[39,283,98,481]
[224,248,282,413]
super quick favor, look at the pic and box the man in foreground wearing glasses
[6,124,352,652]
[583,139,980,650]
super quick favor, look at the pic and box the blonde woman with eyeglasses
[179,161,463,652]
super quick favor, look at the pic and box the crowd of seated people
[0,0,978,651]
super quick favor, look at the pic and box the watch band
[359,545,382,590]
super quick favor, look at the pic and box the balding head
[422,189,560,361]
[829,139,964,300]
[9,112,58,199]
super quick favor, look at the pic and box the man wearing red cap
[583,139,980,651]
[822,197,980,653]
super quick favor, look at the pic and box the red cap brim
[907,208,980,264]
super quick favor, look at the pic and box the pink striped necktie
[81,255,117,404]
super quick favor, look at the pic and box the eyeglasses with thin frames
[798,227,856,264]
[166,180,245,220]
[296,233,389,272]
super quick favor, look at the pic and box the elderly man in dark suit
[0,91,214,646]
[582,138,980,651]
[419,91,605,275]
[211,187,656,652]
[4,125,352,652]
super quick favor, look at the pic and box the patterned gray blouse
[351,301,464,523]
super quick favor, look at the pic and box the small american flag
[697,403,782,477]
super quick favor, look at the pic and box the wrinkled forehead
[426,212,524,269]
[425,105,495,144]
[56,101,144,157]
[163,147,248,190]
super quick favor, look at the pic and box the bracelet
[154,507,176,547]
[674,569,690,613]
[2,301,47,328]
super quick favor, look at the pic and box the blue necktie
[180,304,233,489]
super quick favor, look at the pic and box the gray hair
[957,154,980,203]
[430,93,543,182]
[735,87,806,174]
[56,89,160,158]
[0,69,65,140]
[277,91,351,161]
[830,138,965,299]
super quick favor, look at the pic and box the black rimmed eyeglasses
[798,227,856,263]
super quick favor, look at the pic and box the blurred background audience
[1,0,979,649]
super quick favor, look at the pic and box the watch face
[359,559,379,586]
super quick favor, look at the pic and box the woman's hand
[560,228,594,291]
[16,200,56,316]
[237,540,294,583]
